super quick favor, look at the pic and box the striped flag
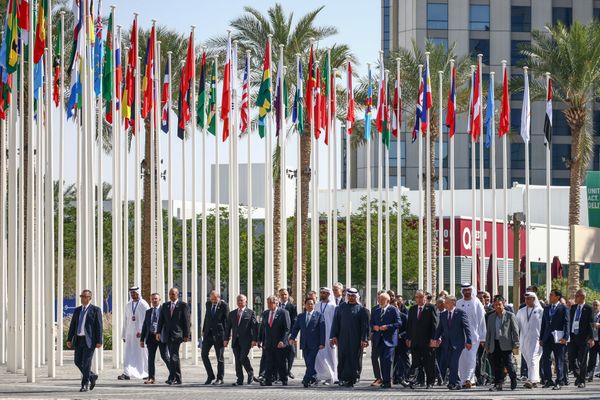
[346,62,354,135]
[141,26,155,119]
[256,40,271,139]
[93,0,102,96]
[420,58,432,131]
[391,76,400,137]
[446,63,456,138]
[470,63,481,141]
[160,60,170,133]
[364,67,373,141]
[411,75,423,143]
[102,11,114,121]
[544,78,552,144]
[221,33,232,141]
[485,76,494,148]
[240,55,249,134]
[376,62,385,134]
[521,70,530,142]
[292,59,303,133]
[67,0,85,119]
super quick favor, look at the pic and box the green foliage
[539,278,600,304]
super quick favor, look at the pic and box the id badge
[152,322,158,332]
[132,316,136,322]
[572,320,580,332]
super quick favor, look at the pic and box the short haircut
[150,292,161,298]
[377,289,387,295]
[304,297,315,304]
[379,293,390,301]
[278,288,288,294]
[237,294,247,301]
[425,292,433,301]
[575,289,586,297]
[81,289,92,296]
[332,282,344,290]
[436,297,445,305]
[551,289,562,299]
[415,290,425,298]
[445,295,457,303]
[210,290,221,298]
[493,294,505,303]
[266,295,279,304]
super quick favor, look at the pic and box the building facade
[345,0,600,191]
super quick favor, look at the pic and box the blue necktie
[574,306,582,334]
[78,306,87,333]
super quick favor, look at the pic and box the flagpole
[326,49,332,289]
[149,22,158,296]
[117,28,125,368]
[133,12,141,288]
[156,39,165,299]
[189,27,198,364]
[18,34,25,371]
[265,35,273,298]
[227,34,234,299]
[179,59,189,360]
[395,58,402,294]
[167,50,173,290]
[232,40,240,298]
[214,54,221,294]
[438,70,444,294]
[295,53,302,301]
[332,65,339,286]
[247,50,254,306]
[279,44,287,290]
[478,54,485,293]
[385,69,391,290]
[470,65,477,289]
[417,63,423,291]
[425,52,432,295]
[310,55,319,293]
[501,60,509,299]
[523,66,531,288]
[366,63,372,306]
[377,51,383,293]
[0,118,5,366]
[545,72,552,299]
[449,59,455,296]
[201,48,208,312]
[490,71,498,296]
[95,63,104,372]
[345,59,352,288]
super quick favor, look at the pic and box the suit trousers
[74,338,96,387]
[302,347,319,383]
[166,339,183,382]
[147,337,169,379]
[542,342,566,385]
[264,347,288,384]
[286,344,296,374]
[232,342,254,382]
[568,340,589,384]
[490,341,516,385]
[393,339,410,381]
[587,341,599,377]
[372,342,394,384]
[410,345,436,385]
[201,334,225,380]
[441,346,464,387]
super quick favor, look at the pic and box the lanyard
[526,307,534,323]
[320,302,326,314]
[132,301,140,316]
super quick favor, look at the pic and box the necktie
[417,306,423,320]
[269,311,274,328]
[212,304,216,316]
[237,309,242,325]
[336,298,339,305]
[78,306,87,333]
[306,312,311,327]
[448,311,452,328]
[152,307,158,324]
[170,302,175,317]
[550,304,556,317]
[381,307,385,319]
[574,305,582,334]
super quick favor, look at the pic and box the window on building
[511,40,529,66]
[552,177,570,186]
[470,39,490,65]
[430,37,449,51]
[510,75,523,101]
[592,144,600,171]
[511,142,525,170]
[553,110,571,136]
[511,6,531,32]
[552,144,571,170]
[595,8,600,21]
[553,7,573,28]
[470,4,490,31]
[427,3,448,30]
[383,0,391,56]
[510,108,521,135]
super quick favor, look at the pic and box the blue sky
[55,1,380,202]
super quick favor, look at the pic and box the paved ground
[1,350,600,399]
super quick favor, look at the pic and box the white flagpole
[385,69,391,290]
[345,60,352,288]
[214,55,221,294]
[280,45,287,290]
[149,22,158,296]
[133,12,141,288]
[201,49,208,312]
[417,64,423,291]
[180,59,188,359]
[95,69,104,373]
[310,56,319,293]
[501,60,509,299]
[490,71,498,296]
[332,65,339,285]
[377,52,383,293]
[295,53,302,300]
[545,72,552,299]
[523,66,531,288]
[157,40,165,298]
[265,36,273,297]
[449,60,456,296]
[470,65,477,289]
[117,28,125,367]
[17,35,25,371]
[247,50,253,306]
[228,34,234,299]
[0,118,5,367]
[326,50,332,289]
[395,58,402,294]
[232,40,240,298]
[366,63,372,306]
[425,53,432,295]
[189,27,198,364]
[478,54,485,293]
[438,70,444,293]
[167,51,173,290]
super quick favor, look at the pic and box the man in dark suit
[278,288,297,379]
[140,293,169,384]
[201,290,229,385]
[67,289,103,392]
[224,294,258,386]
[433,295,472,390]
[568,289,594,388]
[156,287,190,385]
[332,282,345,306]
[370,292,401,389]
[258,295,291,386]
[406,289,439,389]
[289,297,326,387]
[587,300,600,382]
[540,289,570,390]
[485,295,519,391]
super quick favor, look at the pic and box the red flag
[141,25,155,119]
[178,31,194,130]
[123,18,137,131]
[240,56,249,134]
[221,34,232,141]
[314,67,321,139]
[391,77,401,137]
[346,62,355,135]
[376,69,385,133]
[470,63,481,141]
[499,66,510,137]
[18,0,29,31]
[306,45,315,121]
[446,63,456,138]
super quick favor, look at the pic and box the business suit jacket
[434,307,472,349]
[225,307,258,348]
[259,308,290,349]
[141,306,162,344]
[569,303,593,343]
[540,303,570,344]
[406,303,438,347]
[485,311,519,352]
[202,300,229,342]
[280,301,298,328]
[290,311,326,350]
[156,300,190,343]
[370,305,401,348]
[67,304,103,349]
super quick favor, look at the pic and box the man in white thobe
[119,287,150,380]
[457,283,486,387]
[315,287,338,384]
[517,292,543,388]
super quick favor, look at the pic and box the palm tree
[521,21,600,298]
[209,4,355,298]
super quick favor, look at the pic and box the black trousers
[393,339,410,381]
[490,341,516,385]
[568,340,589,384]
[409,345,435,385]
[147,336,169,379]
[232,342,254,382]
[166,339,183,382]
[201,334,225,380]
[286,344,296,374]
[587,340,599,376]
[264,347,287,384]
[74,337,96,387]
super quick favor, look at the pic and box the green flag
[196,52,207,129]
[101,13,113,104]
[256,40,272,139]
[206,60,217,135]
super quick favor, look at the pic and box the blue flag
[485,77,494,148]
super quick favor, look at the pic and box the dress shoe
[232,381,243,386]
[204,377,214,385]
[247,374,254,385]
[260,381,272,386]
[253,375,263,383]
[288,372,295,379]
[577,382,586,388]
[552,384,561,390]
[437,378,442,386]
[212,379,224,385]
[303,381,309,388]
[90,374,98,390]
[511,378,517,390]
[79,385,88,392]
[449,384,461,390]
[117,374,130,380]
[596,373,600,378]
[165,380,173,385]
[463,381,472,389]
[489,384,502,391]
[524,381,534,389]
[172,380,182,385]
[281,381,288,386]
[381,382,392,389]
[542,381,554,388]
[144,378,155,384]
[343,382,354,387]
[399,379,409,388]
[425,384,433,389]
[371,379,382,387]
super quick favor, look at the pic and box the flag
[221,34,231,141]
[445,63,456,137]
[52,16,62,107]
[346,62,354,135]
[141,26,155,119]
[160,60,170,133]
[33,0,47,64]
[256,40,271,139]
[420,58,433,131]
[305,45,315,121]
[239,56,249,134]
[292,59,303,134]
[521,71,530,142]
[206,60,217,136]
[467,70,474,135]
[0,71,10,119]
[123,18,137,131]
[93,1,102,96]
[177,31,193,134]
[67,0,85,119]
[544,78,552,144]
[499,66,510,137]
[314,67,322,139]
[196,51,207,128]
[382,77,391,148]
[411,76,423,143]
[115,27,122,111]
[364,67,373,141]
[19,0,29,32]
[485,76,494,148]
[322,52,331,144]
[176,63,185,139]
[470,63,481,141]
[0,0,19,75]
[391,76,400,137]
[102,11,113,120]
[376,63,385,134]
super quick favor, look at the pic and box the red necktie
[269,311,274,328]
[417,306,422,320]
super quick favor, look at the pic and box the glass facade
[470,38,490,65]
[511,6,531,32]
[470,4,490,31]
[427,3,448,30]
[553,7,573,28]
[553,110,571,136]
[552,144,571,170]
[383,0,391,56]
[430,37,449,51]
[511,40,528,66]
